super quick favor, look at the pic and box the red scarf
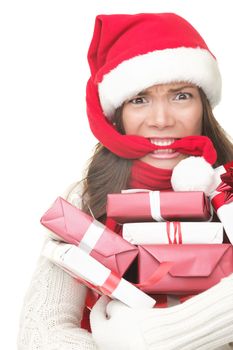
[129,160,173,191]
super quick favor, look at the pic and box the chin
[141,154,187,170]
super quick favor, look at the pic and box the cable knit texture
[17,183,98,350]
[18,255,97,350]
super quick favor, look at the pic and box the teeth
[150,138,175,146]
[154,149,174,153]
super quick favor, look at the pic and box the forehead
[140,82,198,94]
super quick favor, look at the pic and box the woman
[18,13,233,350]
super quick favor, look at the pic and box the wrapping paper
[138,244,233,294]
[40,197,138,276]
[210,161,233,244]
[122,221,223,244]
[43,240,156,308]
[107,190,211,223]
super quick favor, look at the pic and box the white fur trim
[171,156,215,195]
[98,47,221,118]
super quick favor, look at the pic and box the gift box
[107,190,211,223]
[43,240,156,309]
[210,161,233,244]
[137,244,233,294]
[40,197,138,276]
[122,221,223,244]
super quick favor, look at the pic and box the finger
[106,299,130,317]
[90,295,111,325]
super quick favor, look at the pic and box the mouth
[149,138,180,158]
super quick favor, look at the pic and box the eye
[174,92,192,100]
[128,96,147,104]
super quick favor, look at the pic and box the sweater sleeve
[17,253,97,350]
[17,182,98,350]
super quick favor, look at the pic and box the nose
[145,101,175,129]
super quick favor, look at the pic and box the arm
[90,274,233,350]
[18,252,97,350]
[18,183,98,350]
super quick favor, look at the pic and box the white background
[0,0,232,348]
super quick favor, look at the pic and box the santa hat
[88,13,222,119]
[85,13,221,160]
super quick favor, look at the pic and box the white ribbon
[149,191,165,221]
[78,220,105,254]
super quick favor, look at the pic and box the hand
[90,296,148,350]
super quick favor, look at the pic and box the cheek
[182,104,203,134]
[122,116,132,134]
[121,108,142,134]
[186,117,202,135]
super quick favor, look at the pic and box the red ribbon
[76,271,121,309]
[135,261,173,290]
[76,271,121,297]
[99,271,121,295]
[213,167,233,209]
[78,263,173,306]
[224,161,233,171]
[166,222,182,244]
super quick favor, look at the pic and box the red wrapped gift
[40,197,138,276]
[137,244,233,295]
[107,190,211,223]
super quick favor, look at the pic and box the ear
[171,156,215,195]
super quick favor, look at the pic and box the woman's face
[122,82,203,169]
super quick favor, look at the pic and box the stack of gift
[106,189,233,295]
[40,197,155,308]
[40,158,233,305]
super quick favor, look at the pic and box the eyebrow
[137,85,196,95]
[168,85,196,93]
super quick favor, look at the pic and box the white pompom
[171,156,215,195]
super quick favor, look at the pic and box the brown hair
[81,145,132,220]
[200,89,233,165]
[81,89,233,219]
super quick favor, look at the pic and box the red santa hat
[88,13,221,119]
[85,13,220,161]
